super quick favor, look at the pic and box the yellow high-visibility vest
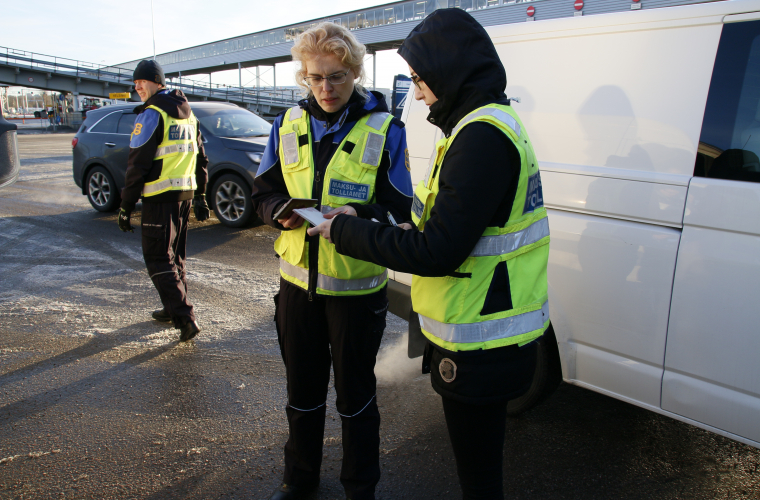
[274,105,393,296]
[141,105,198,197]
[411,104,550,351]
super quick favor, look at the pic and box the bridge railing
[167,79,302,107]
[1,46,135,83]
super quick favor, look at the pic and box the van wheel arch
[506,324,563,417]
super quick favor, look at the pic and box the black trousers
[443,397,508,500]
[141,200,195,328]
[274,279,387,500]
[431,341,538,500]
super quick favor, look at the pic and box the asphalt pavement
[0,133,758,500]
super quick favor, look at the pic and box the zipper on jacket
[308,153,324,301]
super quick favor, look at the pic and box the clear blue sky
[3,0,411,88]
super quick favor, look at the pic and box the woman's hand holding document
[306,205,357,243]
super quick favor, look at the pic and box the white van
[390,0,760,449]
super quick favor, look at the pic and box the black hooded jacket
[331,9,521,278]
[120,89,208,212]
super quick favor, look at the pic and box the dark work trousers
[442,397,508,500]
[141,200,195,328]
[274,278,387,500]
[430,341,537,500]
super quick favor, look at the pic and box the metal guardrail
[0,46,301,108]
[1,46,134,83]
[167,80,302,108]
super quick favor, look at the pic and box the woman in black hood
[310,9,551,499]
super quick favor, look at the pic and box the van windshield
[194,108,271,138]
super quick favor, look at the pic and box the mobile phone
[273,198,319,220]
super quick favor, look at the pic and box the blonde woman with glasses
[251,22,412,500]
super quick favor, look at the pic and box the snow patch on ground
[107,240,144,263]
[186,257,279,304]
[66,285,136,302]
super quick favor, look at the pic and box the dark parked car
[72,101,270,227]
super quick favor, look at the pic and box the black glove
[118,208,134,233]
[193,194,210,222]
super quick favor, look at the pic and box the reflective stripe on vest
[362,133,384,166]
[155,142,195,159]
[143,176,196,196]
[419,301,549,344]
[289,105,303,120]
[470,217,549,257]
[280,259,388,293]
[282,132,299,165]
[452,107,521,139]
[365,112,390,130]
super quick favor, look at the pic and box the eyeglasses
[304,69,351,88]
[410,74,423,90]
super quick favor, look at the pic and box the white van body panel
[663,178,760,443]
[397,0,760,447]
[545,209,681,407]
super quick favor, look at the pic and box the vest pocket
[412,274,471,324]
[332,131,381,183]
[274,226,307,268]
[480,260,513,316]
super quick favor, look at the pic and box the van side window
[88,111,121,134]
[117,113,137,135]
[696,20,760,183]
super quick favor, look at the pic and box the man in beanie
[118,59,209,341]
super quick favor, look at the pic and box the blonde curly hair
[291,22,367,97]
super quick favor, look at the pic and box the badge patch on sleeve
[523,172,545,214]
[130,109,160,148]
[328,179,370,201]
[412,194,424,219]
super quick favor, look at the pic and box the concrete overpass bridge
[0,47,301,119]
[112,0,717,91]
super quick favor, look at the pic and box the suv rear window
[89,111,122,134]
[117,113,137,135]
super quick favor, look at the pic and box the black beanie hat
[133,59,165,86]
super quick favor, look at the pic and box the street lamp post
[151,0,157,60]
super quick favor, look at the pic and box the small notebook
[293,207,328,227]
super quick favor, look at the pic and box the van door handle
[104,142,116,147]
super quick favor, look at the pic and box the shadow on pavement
[0,334,178,426]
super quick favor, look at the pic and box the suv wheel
[212,174,253,227]
[86,166,120,212]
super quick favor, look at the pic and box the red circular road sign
[27,77,34,83]
[574,0,583,9]
[527,5,535,16]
